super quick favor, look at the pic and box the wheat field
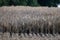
[0,6,60,40]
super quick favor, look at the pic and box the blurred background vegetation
[0,0,60,7]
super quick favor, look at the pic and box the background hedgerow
[0,0,60,7]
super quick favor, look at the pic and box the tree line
[0,0,60,7]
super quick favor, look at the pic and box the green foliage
[38,0,60,7]
[2,0,10,6]
[12,0,21,5]
[0,0,3,6]
[0,0,60,7]
[27,0,39,6]
[19,0,28,6]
